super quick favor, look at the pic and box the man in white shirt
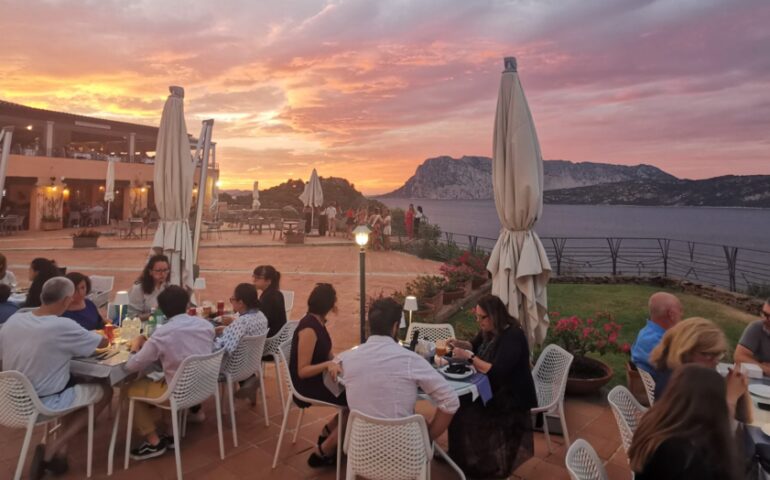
[0,277,110,479]
[324,202,338,237]
[338,298,459,440]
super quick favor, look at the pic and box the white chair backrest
[344,410,432,480]
[276,341,295,399]
[607,385,647,452]
[264,321,298,357]
[166,350,225,410]
[566,439,608,480]
[0,371,46,428]
[222,334,267,383]
[405,322,455,343]
[637,368,656,406]
[89,275,114,294]
[280,290,295,318]
[532,344,574,410]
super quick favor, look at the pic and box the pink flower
[621,343,631,353]
[608,332,618,344]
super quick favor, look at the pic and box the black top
[289,313,345,406]
[470,326,537,410]
[634,437,729,480]
[260,287,287,337]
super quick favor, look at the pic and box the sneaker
[307,448,336,468]
[162,434,175,450]
[187,408,206,424]
[235,376,258,404]
[46,456,69,475]
[29,444,45,480]
[130,440,167,461]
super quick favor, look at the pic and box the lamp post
[353,225,371,343]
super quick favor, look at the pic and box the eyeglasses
[229,296,238,302]
[475,314,489,321]
[152,268,169,273]
[698,351,726,361]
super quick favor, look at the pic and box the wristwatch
[469,353,476,361]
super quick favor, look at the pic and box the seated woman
[447,294,537,479]
[216,283,269,403]
[650,316,751,421]
[289,283,346,468]
[0,252,17,287]
[127,254,170,319]
[252,265,286,337]
[63,272,104,330]
[629,364,745,479]
[23,258,59,308]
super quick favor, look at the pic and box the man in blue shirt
[631,292,683,373]
[0,283,19,324]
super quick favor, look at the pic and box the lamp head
[114,290,130,305]
[404,295,419,312]
[353,225,371,247]
[193,277,207,290]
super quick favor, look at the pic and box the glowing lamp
[404,296,419,312]
[353,225,371,248]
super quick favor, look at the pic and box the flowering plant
[439,262,474,285]
[548,312,630,359]
[443,250,489,283]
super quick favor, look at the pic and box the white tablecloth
[70,350,132,386]
[419,378,479,403]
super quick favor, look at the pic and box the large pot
[41,220,62,231]
[565,356,613,395]
[471,276,487,289]
[442,288,465,305]
[73,236,99,248]
[423,292,443,311]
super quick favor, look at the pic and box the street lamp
[353,225,371,343]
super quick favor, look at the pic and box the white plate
[762,424,770,437]
[439,365,474,380]
[749,384,770,399]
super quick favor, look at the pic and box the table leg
[107,396,123,476]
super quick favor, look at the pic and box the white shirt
[0,311,102,409]
[338,335,459,418]
[0,270,16,287]
[325,206,337,218]
[127,282,167,317]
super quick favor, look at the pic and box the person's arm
[65,322,106,355]
[411,357,460,439]
[428,409,454,441]
[125,335,161,373]
[296,328,336,379]
[735,322,770,374]
[734,344,770,375]
[215,318,244,354]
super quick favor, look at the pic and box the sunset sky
[2,0,769,194]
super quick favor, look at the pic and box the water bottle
[146,309,158,337]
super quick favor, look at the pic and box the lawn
[447,283,757,386]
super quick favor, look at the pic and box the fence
[438,232,770,294]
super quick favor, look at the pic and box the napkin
[468,372,493,405]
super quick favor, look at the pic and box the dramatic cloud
[1,0,769,193]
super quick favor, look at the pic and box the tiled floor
[0,226,631,479]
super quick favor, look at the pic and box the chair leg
[558,401,570,447]
[542,411,553,453]
[14,419,36,480]
[124,399,135,470]
[272,399,293,468]
[335,409,343,480]
[227,380,238,447]
[274,362,285,408]
[215,385,225,460]
[181,409,188,438]
[170,406,183,480]
[258,369,269,426]
[292,408,304,444]
[433,444,466,480]
[86,404,94,478]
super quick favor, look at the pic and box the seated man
[631,292,683,373]
[734,298,770,374]
[0,283,19,324]
[338,298,459,441]
[124,285,215,461]
[0,277,111,479]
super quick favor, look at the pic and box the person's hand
[446,338,458,348]
[130,335,147,353]
[727,362,749,407]
[215,325,226,336]
[327,361,342,382]
[221,315,235,326]
[452,347,473,360]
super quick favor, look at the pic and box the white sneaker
[187,409,206,424]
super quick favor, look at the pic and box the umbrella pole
[106,201,111,224]
[310,209,314,235]
[192,119,214,266]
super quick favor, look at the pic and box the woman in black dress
[252,265,287,336]
[23,258,59,308]
[447,294,537,479]
[289,283,346,468]
[629,364,745,480]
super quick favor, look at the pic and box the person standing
[344,206,355,239]
[405,204,415,239]
[413,206,424,237]
[382,207,392,250]
[324,202,338,237]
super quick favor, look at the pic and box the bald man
[734,299,770,375]
[630,292,684,373]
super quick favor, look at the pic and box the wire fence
[437,231,770,295]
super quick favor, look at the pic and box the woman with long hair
[63,272,104,330]
[252,265,286,337]
[127,254,170,319]
[446,294,537,478]
[629,364,744,479]
[0,252,17,287]
[23,258,59,308]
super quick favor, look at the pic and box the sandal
[317,425,332,447]
[308,445,336,468]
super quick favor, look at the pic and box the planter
[471,276,487,289]
[413,308,434,321]
[461,279,473,295]
[285,232,305,244]
[442,289,465,305]
[423,292,443,310]
[565,356,614,395]
[41,220,62,231]
[625,361,651,406]
[72,236,99,248]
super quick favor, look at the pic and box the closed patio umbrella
[487,57,552,348]
[252,181,260,210]
[0,126,13,212]
[104,158,115,222]
[151,86,194,289]
[298,168,323,232]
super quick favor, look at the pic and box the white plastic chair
[262,320,299,408]
[220,334,269,447]
[637,368,656,407]
[405,322,455,342]
[280,289,295,319]
[272,341,345,480]
[89,275,114,309]
[343,410,432,480]
[124,350,225,480]
[531,344,574,452]
[607,385,647,453]
[0,370,99,480]
[566,438,608,480]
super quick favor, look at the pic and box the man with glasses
[734,299,770,375]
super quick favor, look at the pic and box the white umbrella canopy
[298,168,323,230]
[151,86,194,289]
[486,57,552,348]
[252,181,261,210]
[0,126,14,212]
[104,158,115,221]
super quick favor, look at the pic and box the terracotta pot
[41,220,62,231]
[471,276,487,289]
[285,232,305,244]
[625,361,651,406]
[565,356,614,395]
[442,289,465,305]
[423,292,443,310]
[72,236,98,248]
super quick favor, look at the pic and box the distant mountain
[544,175,770,208]
[220,177,372,210]
[381,156,676,200]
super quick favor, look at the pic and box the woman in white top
[128,254,170,319]
[382,208,392,250]
[0,253,16,287]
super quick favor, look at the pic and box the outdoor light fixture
[25,125,33,131]
[403,296,418,337]
[353,225,372,342]
[215,180,222,188]
[193,277,207,305]
[114,290,130,325]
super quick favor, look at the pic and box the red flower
[621,343,631,353]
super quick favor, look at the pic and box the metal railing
[436,232,770,294]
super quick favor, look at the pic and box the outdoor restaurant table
[9,292,26,306]
[127,217,144,239]
[283,220,300,234]
[71,349,133,476]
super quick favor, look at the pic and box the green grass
[447,283,756,386]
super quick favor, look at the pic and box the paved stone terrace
[0,226,631,479]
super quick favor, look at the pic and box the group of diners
[626,292,770,479]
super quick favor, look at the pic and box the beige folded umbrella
[487,57,552,348]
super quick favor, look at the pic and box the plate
[749,384,770,399]
[439,365,474,380]
[763,424,770,437]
